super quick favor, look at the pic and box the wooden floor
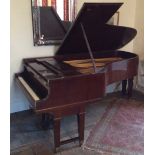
[10,90,143,155]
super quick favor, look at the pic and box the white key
[18,77,40,101]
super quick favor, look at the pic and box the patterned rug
[83,99,144,155]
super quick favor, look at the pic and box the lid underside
[38,7,67,40]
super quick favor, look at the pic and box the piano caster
[79,140,84,146]
[54,147,60,153]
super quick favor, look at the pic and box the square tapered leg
[77,112,85,146]
[53,117,61,153]
[122,80,127,95]
[128,78,133,98]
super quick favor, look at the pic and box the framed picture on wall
[31,0,77,46]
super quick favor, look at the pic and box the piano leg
[52,109,85,152]
[77,112,85,146]
[53,117,61,153]
[128,78,133,98]
[122,80,127,95]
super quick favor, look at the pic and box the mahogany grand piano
[15,3,139,152]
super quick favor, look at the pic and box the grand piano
[15,3,139,152]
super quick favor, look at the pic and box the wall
[10,0,142,113]
[133,0,144,60]
[133,0,144,90]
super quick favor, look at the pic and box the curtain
[64,0,69,21]
[32,0,76,21]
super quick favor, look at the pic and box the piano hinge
[80,23,97,73]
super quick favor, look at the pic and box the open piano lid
[37,6,67,40]
[56,3,137,55]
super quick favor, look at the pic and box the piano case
[15,3,139,152]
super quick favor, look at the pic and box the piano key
[18,76,40,101]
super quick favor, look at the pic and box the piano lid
[37,6,67,40]
[56,3,137,55]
